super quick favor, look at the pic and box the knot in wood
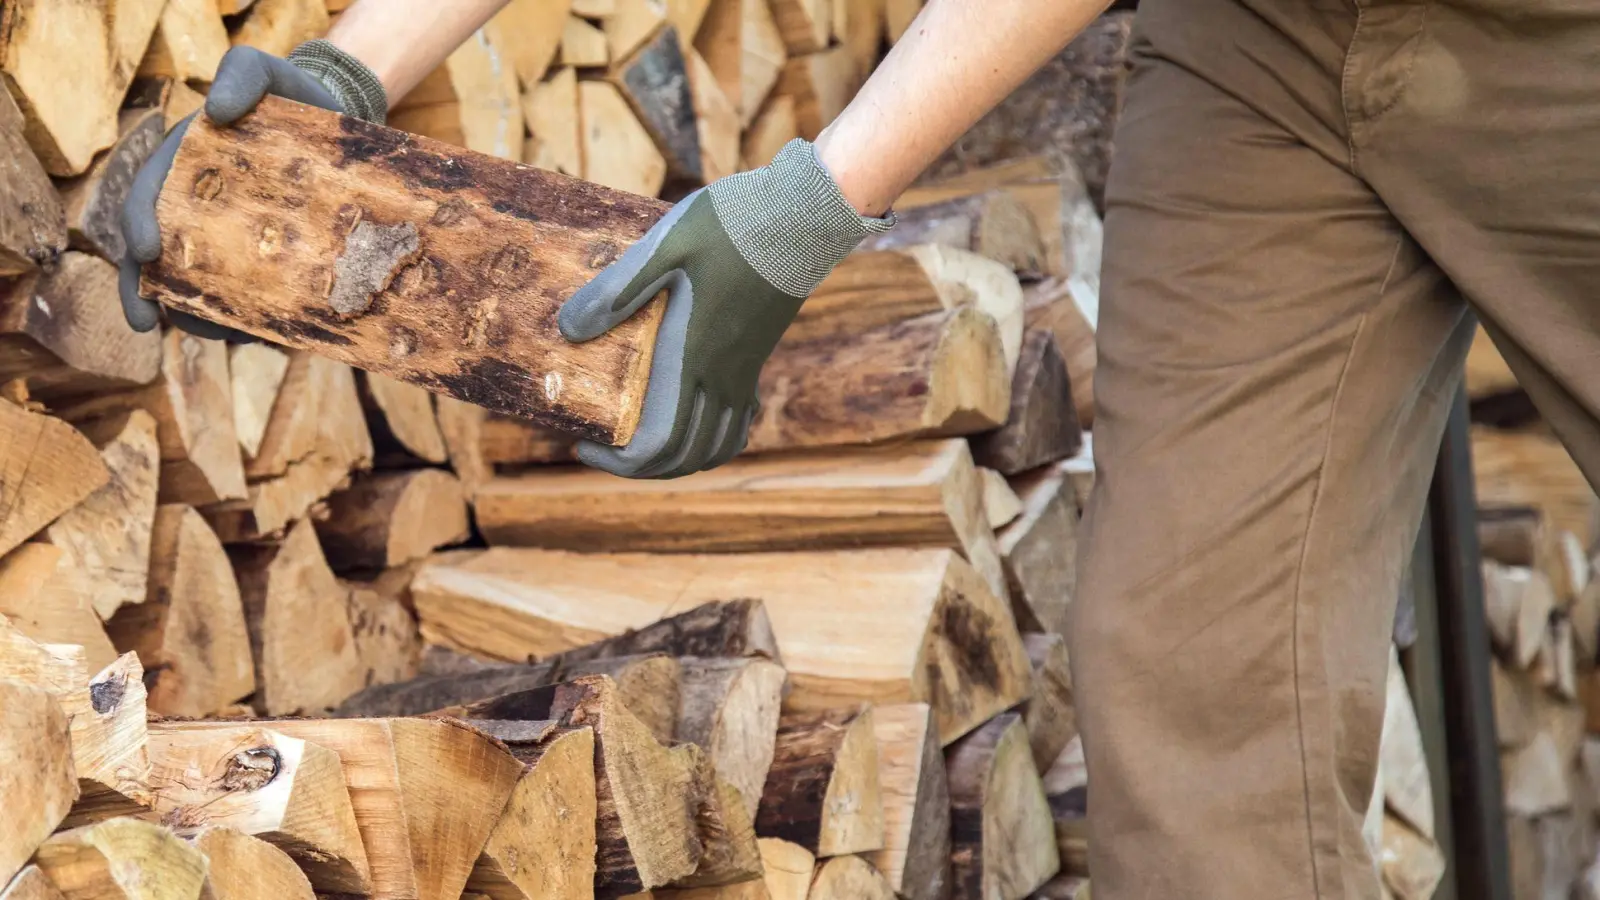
[193,169,224,201]
[221,747,282,791]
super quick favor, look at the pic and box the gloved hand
[119,40,388,340]
[559,139,894,479]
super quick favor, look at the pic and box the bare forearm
[327,0,510,105]
[816,0,1112,216]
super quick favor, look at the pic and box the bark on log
[0,544,117,672]
[545,598,783,666]
[858,192,1045,279]
[140,95,668,444]
[412,547,1031,743]
[0,400,108,558]
[995,466,1079,637]
[1019,633,1076,774]
[944,713,1059,899]
[609,26,703,183]
[0,683,77,888]
[756,707,884,858]
[59,108,165,265]
[675,657,788,819]
[32,819,208,900]
[1023,278,1097,430]
[0,85,67,273]
[467,725,598,900]
[106,505,255,718]
[190,827,316,900]
[969,330,1082,476]
[0,253,162,401]
[674,762,764,890]
[146,724,371,894]
[316,469,470,571]
[866,704,951,900]
[747,307,1010,455]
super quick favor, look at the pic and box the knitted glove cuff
[707,138,896,299]
[287,39,388,125]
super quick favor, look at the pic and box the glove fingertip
[118,256,161,333]
[206,47,270,124]
[575,440,632,477]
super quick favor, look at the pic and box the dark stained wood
[58,107,165,264]
[970,330,1082,475]
[543,598,783,667]
[0,85,66,274]
[611,26,703,182]
[755,707,884,858]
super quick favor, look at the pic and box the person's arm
[819,0,1112,216]
[325,0,510,105]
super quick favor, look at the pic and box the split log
[1019,634,1075,775]
[32,819,208,900]
[1381,816,1446,900]
[210,717,526,900]
[358,372,450,464]
[1503,730,1570,817]
[981,468,1022,530]
[472,439,1009,601]
[860,192,1045,279]
[140,95,669,443]
[0,614,86,695]
[0,682,76,888]
[337,653,682,745]
[342,570,423,688]
[1472,426,1597,548]
[165,81,209,130]
[229,0,330,57]
[757,707,884,857]
[546,598,783,665]
[581,80,670,196]
[0,253,162,401]
[61,328,248,507]
[755,839,812,900]
[675,657,788,819]
[674,759,763,889]
[687,47,741,182]
[807,856,895,900]
[609,26,703,183]
[773,47,858,140]
[461,675,710,897]
[412,547,1032,743]
[523,66,583,176]
[667,0,714,37]
[229,344,290,458]
[795,245,1025,379]
[437,396,492,494]
[1046,779,1088,878]
[0,544,117,671]
[316,469,470,571]
[866,704,951,900]
[741,95,797,169]
[1491,659,1536,748]
[477,414,577,464]
[58,653,157,827]
[482,0,574,89]
[0,401,108,558]
[1023,278,1097,430]
[105,505,254,718]
[43,411,160,620]
[694,0,786,127]
[230,518,366,714]
[0,86,66,273]
[147,723,372,893]
[604,0,669,61]
[1032,877,1092,900]
[1481,562,1556,668]
[58,108,165,265]
[945,713,1059,899]
[769,0,829,53]
[573,0,617,15]
[467,725,598,900]
[391,28,524,161]
[240,351,356,480]
[1479,506,1544,568]
[996,466,1079,636]
[561,17,611,66]
[190,827,316,900]
[969,331,1081,476]
[137,0,229,85]
[2,868,68,900]
[747,307,1011,455]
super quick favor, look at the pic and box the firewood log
[747,307,1011,455]
[609,26,703,183]
[0,402,108,558]
[676,657,788,820]
[773,47,858,140]
[1479,506,1544,567]
[860,192,1045,279]
[981,468,1022,530]
[190,827,315,900]
[229,0,329,57]
[137,0,229,84]
[1019,634,1075,774]
[337,653,682,745]
[0,253,162,402]
[866,704,951,900]
[1492,659,1537,748]
[32,819,208,900]
[674,760,763,890]
[0,614,86,696]
[1023,278,1096,430]
[561,17,611,66]
[1472,426,1596,547]
[190,717,525,900]
[581,80,670,196]
[58,654,157,827]
[105,505,254,717]
[41,411,159,621]
[741,95,797,169]
[794,246,1025,379]
[0,544,117,671]
[466,724,598,900]
[1,867,68,900]
[1032,876,1092,900]
[482,0,574,89]
[140,95,668,443]
[0,683,77,887]
[996,466,1079,637]
[437,396,493,494]
[461,676,710,898]
[686,47,741,182]
[945,713,1059,899]
[391,28,524,161]
[472,439,1008,601]
[523,66,583,176]
[834,0,883,76]
[1381,815,1445,900]
[228,344,290,459]
[807,856,895,900]
[342,569,423,688]
[147,724,371,894]
[1482,562,1557,669]
[230,518,366,714]
[695,0,785,127]
[756,707,884,857]
[412,547,1032,743]
[603,0,670,60]
[970,330,1082,476]
[58,108,164,269]
[317,469,470,571]
[769,0,829,53]
[1045,778,1088,878]
[61,329,248,507]
[547,598,783,665]
[1503,730,1570,817]
[0,87,66,274]
[358,372,450,464]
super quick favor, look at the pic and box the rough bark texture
[59,107,165,264]
[944,713,1059,900]
[0,85,66,274]
[755,707,884,858]
[674,657,787,820]
[1023,277,1097,431]
[970,330,1082,475]
[141,95,667,444]
[543,598,783,666]
[610,26,703,182]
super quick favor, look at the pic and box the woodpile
[0,1,1159,898]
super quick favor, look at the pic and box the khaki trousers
[1067,0,1600,896]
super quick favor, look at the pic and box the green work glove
[119,40,388,341]
[560,139,894,479]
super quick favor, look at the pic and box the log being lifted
[139,95,667,445]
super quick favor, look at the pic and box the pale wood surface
[318,469,470,571]
[191,827,316,900]
[580,80,669,197]
[0,544,117,672]
[756,839,812,900]
[675,657,787,820]
[58,654,155,826]
[0,683,77,888]
[484,0,574,89]
[229,0,330,56]
[0,867,69,900]
[865,703,950,900]
[971,329,1082,476]
[996,465,1079,637]
[0,400,108,559]
[944,713,1059,899]
[756,707,884,858]
[860,191,1045,278]
[468,726,598,900]
[228,344,290,458]
[33,819,208,900]
[1020,633,1076,774]
[806,856,895,900]
[523,66,583,176]
[138,0,229,84]
[360,372,449,464]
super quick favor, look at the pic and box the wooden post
[142,96,667,443]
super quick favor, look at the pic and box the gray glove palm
[560,139,894,479]
[119,41,387,340]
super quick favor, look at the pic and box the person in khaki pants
[120,0,1596,894]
